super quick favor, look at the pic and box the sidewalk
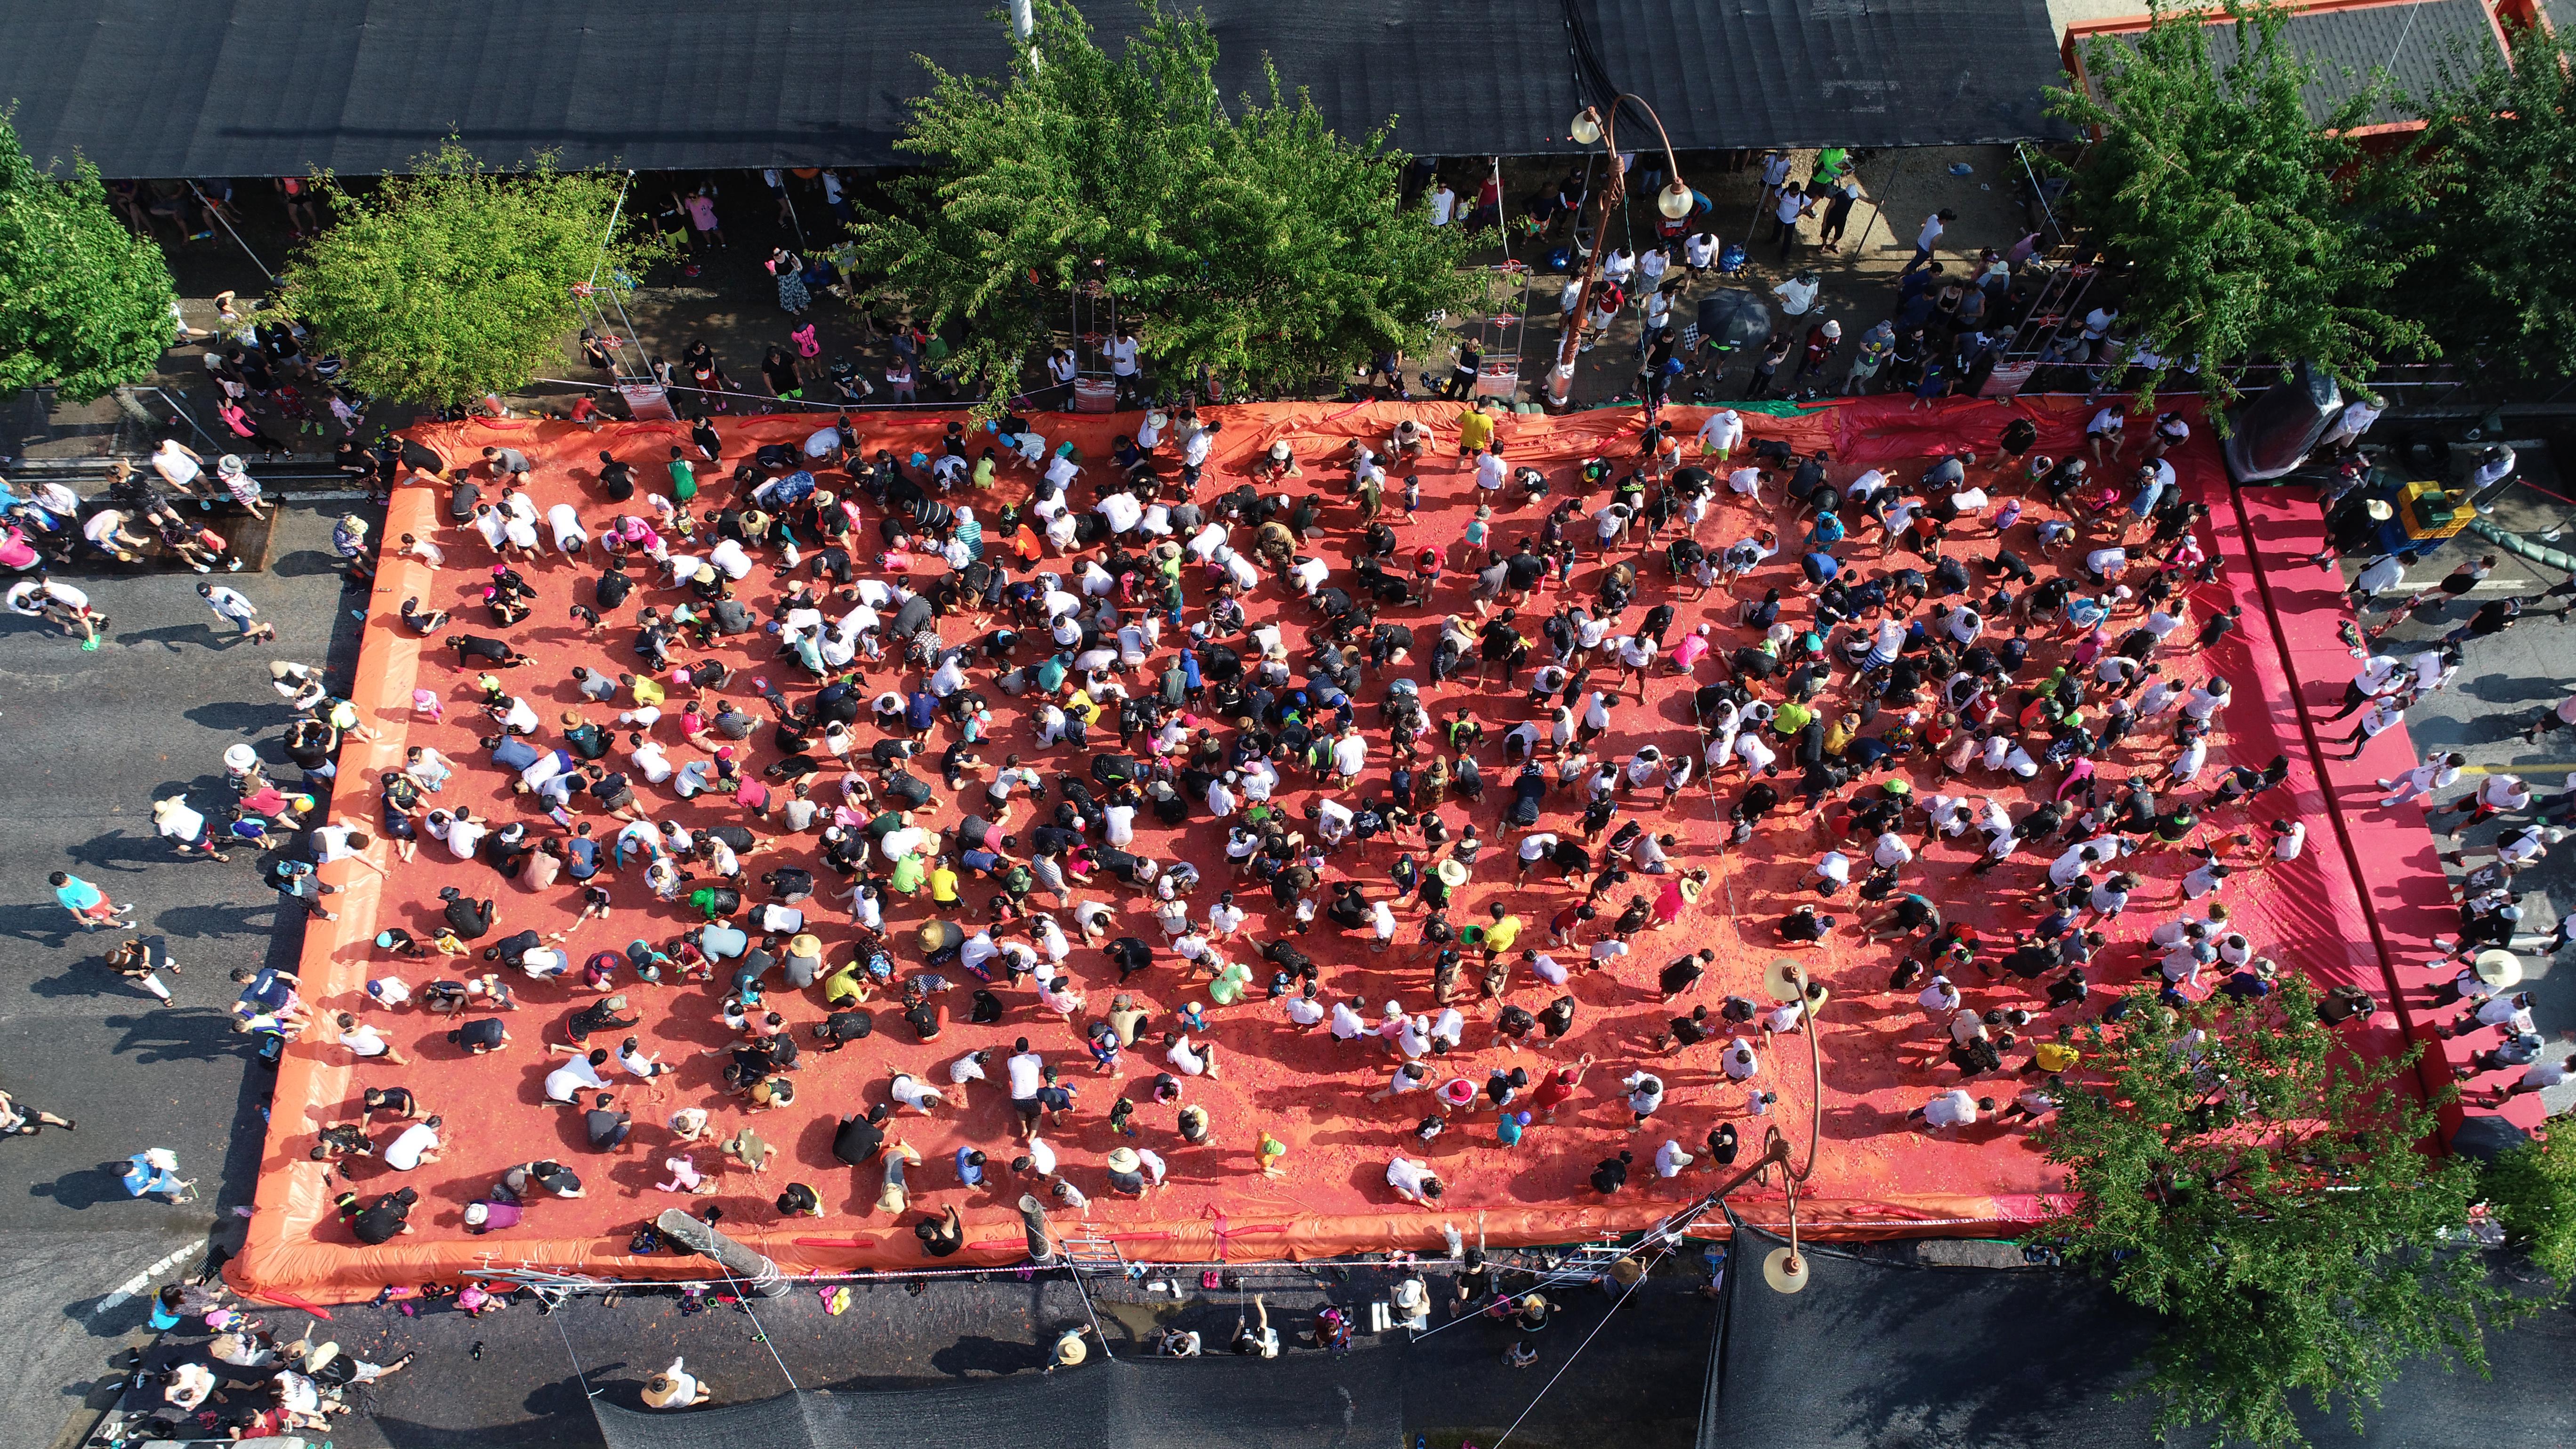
[11,146,2040,469]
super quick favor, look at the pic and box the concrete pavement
[0,499,373,1449]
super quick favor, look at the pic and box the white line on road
[90,1243,203,1316]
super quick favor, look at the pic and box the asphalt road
[2348,428,2576,1111]
[0,497,375,1449]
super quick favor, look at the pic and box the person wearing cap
[206,452,270,518]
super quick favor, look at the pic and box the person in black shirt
[592,452,636,502]
[565,995,640,1044]
[583,1093,630,1150]
[438,886,495,939]
[448,634,532,667]
[346,1186,418,1244]
[777,1182,824,1216]
[905,997,942,1041]
[449,1017,509,1053]
[915,1204,966,1257]
[1664,1005,1715,1048]
[834,1106,890,1165]
[1590,1151,1633,1194]
[1659,950,1712,999]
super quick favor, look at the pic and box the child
[1401,473,1422,521]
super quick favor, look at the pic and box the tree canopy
[279,143,666,408]
[2046,0,2428,416]
[0,114,179,403]
[847,0,1474,408]
[2031,976,2526,1449]
[2388,25,2576,378]
[2478,1130,2576,1286]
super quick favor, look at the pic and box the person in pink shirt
[1671,623,1712,672]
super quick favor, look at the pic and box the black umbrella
[1695,290,1772,352]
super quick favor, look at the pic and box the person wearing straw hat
[643,1357,711,1409]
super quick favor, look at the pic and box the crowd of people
[173,361,2431,1285]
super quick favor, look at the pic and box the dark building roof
[2067,0,2508,130]
[1583,0,2069,150]
[0,0,2070,180]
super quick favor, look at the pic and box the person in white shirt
[1623,1070,1666,1121]
[1719,1038,1761,1081]
[889,1072,946,1113]
[2269,819,2308,862]
[1104,328,1142,401]
[1910,1088,1986,1131]
[1653,1138,1694,1177]
[382,1118,443,1170]
[1167,1032,1217,1078]
[642,1357,710,1410]
[546,1049,613,1104]
[1387,1156,1441,1203]
[1900,208,1953,277]
[2332,698,2405,761]
[2316,398,2383,451]
[1005,1046,1046,1101]
[1328,999,1369,1040]
[1284,988,1329,1029]
[1805,850,1853,894]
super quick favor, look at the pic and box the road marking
[90,1243,203,1316]
[2460,763,2576,775]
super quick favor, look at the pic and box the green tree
[279,143,668,408]
[2045,1,2428,418]
[2478,1132,2576,1285]
[2391,26,2576,378]
[0,114,178,403]
[848,0,1474,408]
[2030,976,2527,1448]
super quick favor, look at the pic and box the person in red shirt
[1529,1052,1595,1123]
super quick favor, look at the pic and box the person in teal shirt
[50,871,128,928]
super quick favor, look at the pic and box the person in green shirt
[891,852,927,896]
[1207,959,1253,1006]
[667,448,697,503]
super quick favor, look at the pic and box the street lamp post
[1547,99,1695,408]
[1756,955,1831,1293]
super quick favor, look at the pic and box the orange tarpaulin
[228,396,2408,1303]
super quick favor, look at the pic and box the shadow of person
[26,1161,141,1212]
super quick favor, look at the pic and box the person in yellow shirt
[1063,691,1101,728]
[1481,902,1523,961]
[1457,402,1495,458]
[928,858,961,907]
[2030,1026,2080,1076]
[623,672,666,708]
